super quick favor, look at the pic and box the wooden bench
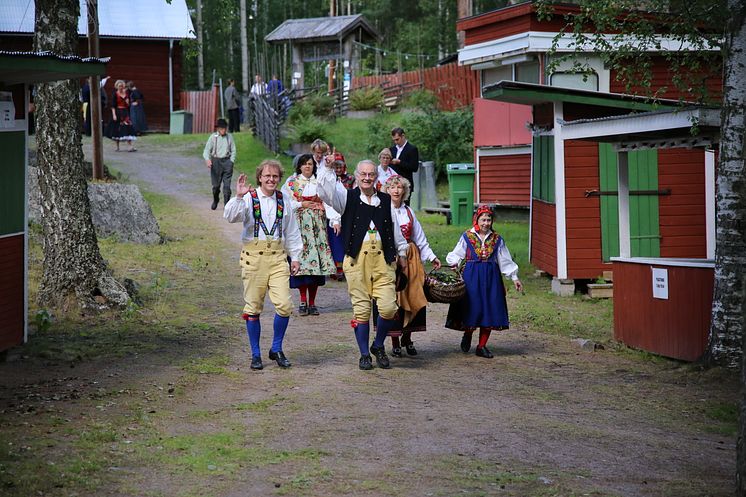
[421,206,452,225]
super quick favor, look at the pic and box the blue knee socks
[272,314,290,353]
[353,321,370,356]
[245,315,261,358]
[373,316,396,348]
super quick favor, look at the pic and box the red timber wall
[0,36,182,132]
[458,3,570,46]
[564,140,607,279]
[658,148,707,258]
[0,235,24,352]
[530,200,557,276]
[478,154,531,206]
[610,56,722,101]
[613,261,713,361]
[352,63,480,111]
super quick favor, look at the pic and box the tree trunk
[196,0,204,90]
[34,0,129,311]
[240,0,249,93]
[705,0,746,370]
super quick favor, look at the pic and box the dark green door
[598,143,661,261]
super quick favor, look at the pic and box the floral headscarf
[472,205,493,232]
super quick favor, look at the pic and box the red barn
[0,0,194,132]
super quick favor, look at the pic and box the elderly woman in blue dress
[282,153,340,315]
[445,205,523,358]
[381,175,441,356]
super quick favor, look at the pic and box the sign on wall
[652,267,668,300]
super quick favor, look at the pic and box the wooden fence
[352,62,480,111]
[179,84,220,134]
[251,95,281,154]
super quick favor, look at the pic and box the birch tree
[33,0,129,311]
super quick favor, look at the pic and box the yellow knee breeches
[342,239,398,321]
[240,239,293,317]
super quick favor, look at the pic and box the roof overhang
[483,80,681,111]
[265,15,381,44]
[0,51,108,85]
[559,107,721,150]
[458,31,718,67]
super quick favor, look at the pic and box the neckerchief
[251,190,284,238]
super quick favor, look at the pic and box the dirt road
[0,136,737,497]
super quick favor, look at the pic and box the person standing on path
[223,160,302,370]
[317,158,409,370]
[203,118,237,210]
[389,127,419,201]
[224,79,241,133]
[445,206,523,358]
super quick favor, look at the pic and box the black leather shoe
[460,333,473,353]
[392,346,402,357]
[405,343,418,356]
[250,356,263,370]
[370,345,391,369]
[269,350,291,368]
[308,305,319,316]
[475,346,494,359]
[211,199,219,210]
[359,354,373,370]
[298,303,308,316]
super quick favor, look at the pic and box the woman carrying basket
[381,175,440,357]
[445,205,522,358]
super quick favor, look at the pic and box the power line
[352,40,435,60]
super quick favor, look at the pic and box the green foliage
[399,107,474,178]
[305,92,335,119]
[365,111,396,156]
[287,99,313,124]
[290,116,329,144]
[33,309,52,332]
[402,89,439,111]
[349,87,384,111]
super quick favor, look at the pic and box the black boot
[211,188,220,210]
[224,193,231,205]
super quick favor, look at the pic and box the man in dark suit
[389,127,419,201]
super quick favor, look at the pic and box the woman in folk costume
[445,206,523,358]
[382,175,441,356]
[282,154,339,316]
[328,154,355,280]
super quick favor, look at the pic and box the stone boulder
[28,166,161,244]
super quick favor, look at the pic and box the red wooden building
[456,2,720,213]
[0,0,194,132]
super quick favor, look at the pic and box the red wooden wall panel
[613,261,713,361]
[530,199,557,275]
[473,99,532,147]
[610,56,722,101]
[0,235,24,352]
[478,153,531,206]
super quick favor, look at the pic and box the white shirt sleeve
[223,195,251,225]
[325,202,341,226]
[409,209,436,262]
[446,235,467,266]
[390,205,409,257]
[498,238,520,280]
[283,209,303,262]
[317,165,347,215]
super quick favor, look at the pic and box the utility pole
[86,0,103,180]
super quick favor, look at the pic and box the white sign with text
[652,268,669,300]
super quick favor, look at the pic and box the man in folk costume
[224,160,303,370]
[317,159,409,370]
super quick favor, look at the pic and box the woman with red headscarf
[445,206,523,358]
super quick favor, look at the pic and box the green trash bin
[170,110,193,135]
[446,163,475,226]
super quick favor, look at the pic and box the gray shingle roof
[265,14,380,44]
[0,0,195,40]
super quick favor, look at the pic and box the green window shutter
[599,143,620,261]
[532,135,555,203]
[0,131,26,236]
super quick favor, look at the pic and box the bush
[288,92,335,123]
[287,99,313,124]
[399,107,474,180]
[349,87,384,111]
[365,111,394,155]
[290,116,328,144]
[402,89,438,111]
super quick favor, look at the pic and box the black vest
[341,188,398,264]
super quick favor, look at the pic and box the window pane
[515,61,539,84]
[482,65,512,88]
[550,72,599,91]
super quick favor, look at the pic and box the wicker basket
[424,267,466,304]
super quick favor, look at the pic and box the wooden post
[86,0,103,180]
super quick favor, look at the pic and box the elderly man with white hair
[317,158,408,370]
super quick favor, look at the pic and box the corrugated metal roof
[265,14,380,43]
[0,0,195,39]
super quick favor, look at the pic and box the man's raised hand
[236,174,253,197]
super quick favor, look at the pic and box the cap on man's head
[216,118,228,129]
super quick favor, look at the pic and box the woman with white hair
[377,148,395,189]
[382,175,441,356]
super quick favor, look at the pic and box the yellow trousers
[343,239,398,321]
[240,239,293,317]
